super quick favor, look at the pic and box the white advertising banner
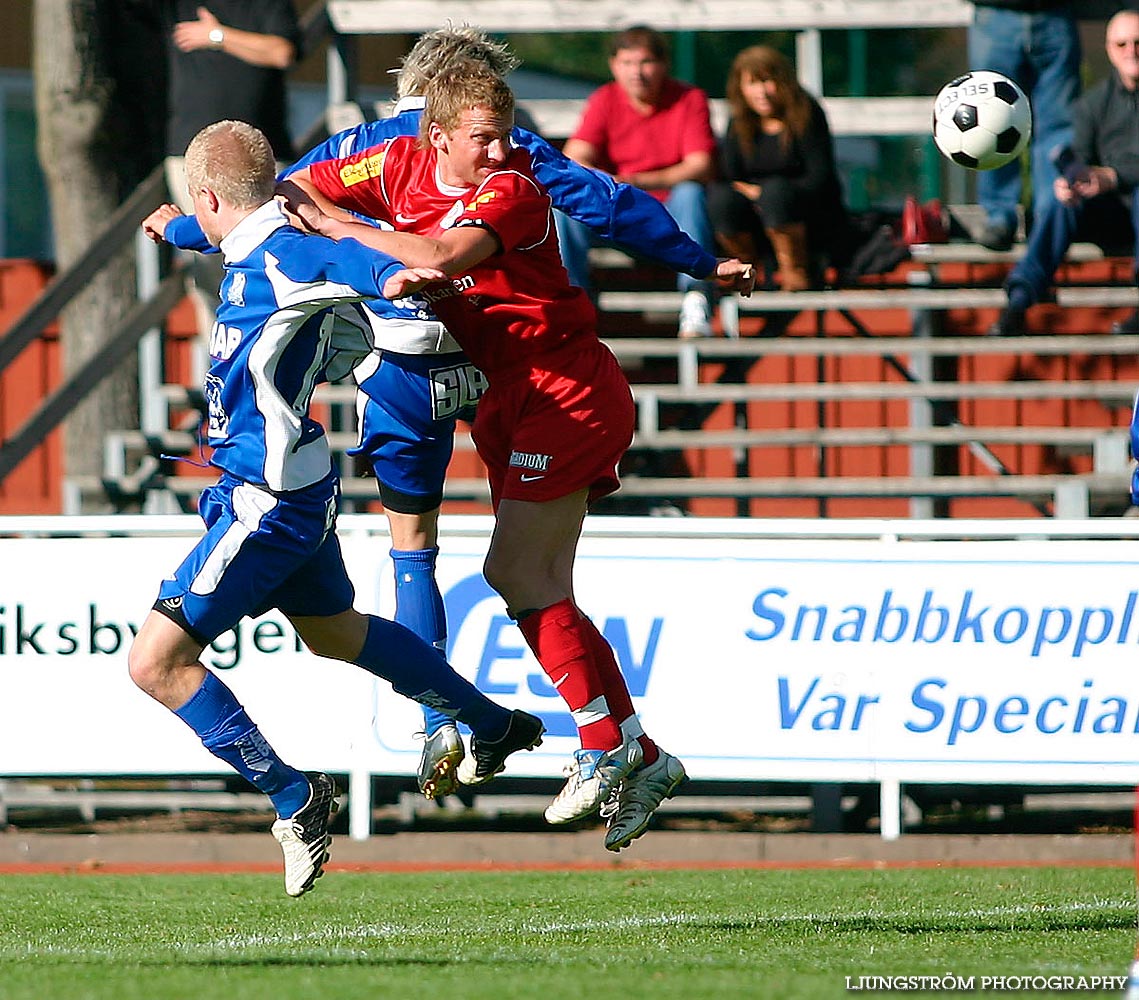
[2,521,1138,789]
[0,533,388,775]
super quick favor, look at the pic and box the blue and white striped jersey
[204,200,408,492]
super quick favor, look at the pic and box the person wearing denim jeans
[968,1,1081,251]
[992,10,1139,336]
[557,25,719,338]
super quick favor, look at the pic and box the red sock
[517,599,621,750]
[579,611,659,766]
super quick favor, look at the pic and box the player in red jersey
[282,67,751,850]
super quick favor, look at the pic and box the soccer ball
[932,70,1032,171]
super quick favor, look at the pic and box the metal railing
[0,167,178,483]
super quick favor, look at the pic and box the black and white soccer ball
[932,70,1032,171]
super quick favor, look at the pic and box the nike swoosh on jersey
[519,474,545,482]
[395,213,416,224]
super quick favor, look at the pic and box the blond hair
[184,120,276,209]
[396,24,520,99]
[422,67,514,141]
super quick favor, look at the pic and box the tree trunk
[32,0,164,499]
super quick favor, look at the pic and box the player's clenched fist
[142,204,186,244]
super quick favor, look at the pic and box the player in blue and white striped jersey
[132,120,544,897]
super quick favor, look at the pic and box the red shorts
[471,341,635,508]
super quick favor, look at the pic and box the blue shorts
[354,351,488,514]
[154,472,354,646]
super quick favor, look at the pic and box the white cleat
[271,772,338,897]
[602,749,687,852]
[457,710,545,785]
[544,739,643,824]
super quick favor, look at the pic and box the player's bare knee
[481,552,517,602]
[485,552,562,611]
[126,639,167,696]
[126,642,149,691]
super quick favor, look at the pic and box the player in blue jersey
[163,26,754,805]
[133,119,544,897]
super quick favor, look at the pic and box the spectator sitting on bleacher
[992,10,1139,337]
[707,45,852,292]
[555,25,719,338]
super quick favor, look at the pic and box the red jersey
[307,136,598,381]
[571,79,716,203]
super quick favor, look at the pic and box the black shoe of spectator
[1111,309,1139,335]
[986,306,1026,337]
[977,221,1015,252]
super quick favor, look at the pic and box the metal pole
[135,229,163,437]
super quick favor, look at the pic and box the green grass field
[0,867,1133,999]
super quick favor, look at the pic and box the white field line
[5,899,1130,959]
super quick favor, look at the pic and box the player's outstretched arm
[516,126,718,280]
[141,204,185,244]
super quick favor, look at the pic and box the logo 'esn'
[509,451,552,472]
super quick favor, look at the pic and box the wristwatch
[208,27,225,49]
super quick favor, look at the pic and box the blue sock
[175,671,310,818]
[391,547,452,736]
[355,614,509,739]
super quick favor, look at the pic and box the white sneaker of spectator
[678,290,713,338]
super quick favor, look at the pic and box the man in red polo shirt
[558,25,719,337]
[281,67,752,850]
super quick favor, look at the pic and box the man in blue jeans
[968,1,1081,251]
[991,10,1139,337]
[557,25,719,338]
